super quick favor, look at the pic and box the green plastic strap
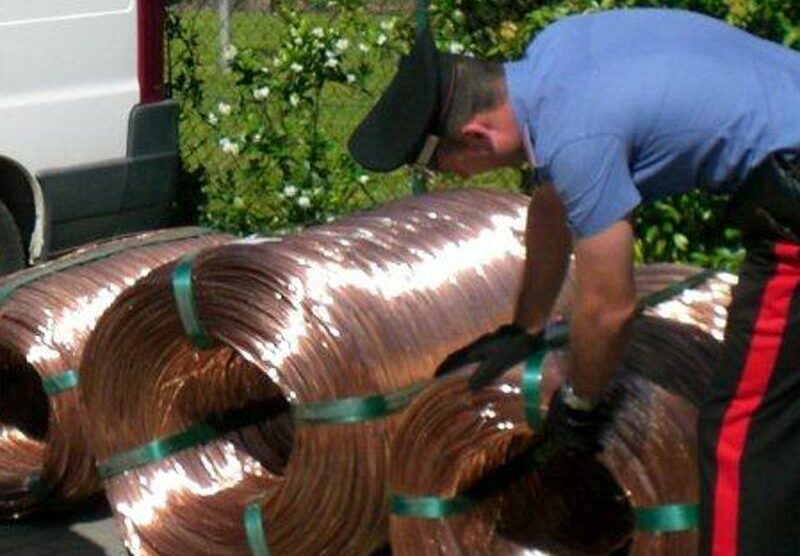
[391,493,473,519]
[244,501,271,556]
[42,369,79,396]
[0,227,211,306]
[522,351,546,430]
[411,0,429,196]
[637,269,717,311]
[97,403,273,479]
[635,503,699,533]
[172,253,213,349]
[389,439,560,519]
[293,381,427,425]
[26,473,51,500]
[98,422,220,479]
[98,382,426,478]
[415,0,428,31]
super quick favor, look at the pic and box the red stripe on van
[711,242,800,555]
[138,0,165,103]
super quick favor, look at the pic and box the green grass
[170,7,521,218]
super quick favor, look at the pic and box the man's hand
[542,386,606,456]
[436,324,544,391]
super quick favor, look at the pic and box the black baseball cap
[347,27,456,172]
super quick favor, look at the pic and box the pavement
[0,501,125,556]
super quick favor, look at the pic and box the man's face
[433,138,509,178]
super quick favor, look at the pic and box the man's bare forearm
[568,300,634,402]
[513,184,572,332]
[569,218,637,403]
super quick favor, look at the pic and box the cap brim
[348,29,442,172]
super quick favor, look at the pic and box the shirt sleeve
[546,135,641,237]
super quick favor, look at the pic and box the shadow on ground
[0,499,125,555]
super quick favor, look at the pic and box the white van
[0,0,178,273]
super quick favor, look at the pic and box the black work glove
[435,324,544,391]
[542,386,605,456]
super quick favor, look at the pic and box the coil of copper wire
[78,189,537,556]
[388,265,735,556]
[0,228,231,519]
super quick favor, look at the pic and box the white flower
[358,42,370,53]
[358,174,370,184]
[253,86,271,100]
[260,66,269,74]
[324,58,339,68]
[293,37,303,46]
[207,112,219,125]
[297,196,311,208]
[312,27,324,38]
[334,38,349,52]
[376,34,387,46]
[219,137,239,155]
[223,44,238,62]
[283,184,298,198]
[253,133,262,142]
[346,73,356,84]
[289,93,300,107]
[217,102,232,116]
[290,62,304,73]
[380,19,395,32]
[449,41,465,54]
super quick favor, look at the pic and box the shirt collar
[521,124,538,168]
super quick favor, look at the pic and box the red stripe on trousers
[712,242,800,555]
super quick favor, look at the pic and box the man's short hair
[440,56,507,140]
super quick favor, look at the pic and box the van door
[0,1,176,254]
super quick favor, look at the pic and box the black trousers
[699,154,800,555]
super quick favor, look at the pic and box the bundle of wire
[389,267,735,556]
[0,229,230,518]
[78,189,536,556]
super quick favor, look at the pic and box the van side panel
[0,0,139,173]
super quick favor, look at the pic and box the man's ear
[460,120,495,153]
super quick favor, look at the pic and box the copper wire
[389,266,734,556]
[0,230,230,518]
[78,189,534,556]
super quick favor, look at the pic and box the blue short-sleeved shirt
[504,9,800,237]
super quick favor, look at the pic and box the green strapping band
[98,382,427,478]
[98,422,220,479]
[635,503,699,533]
[97,403,273,479]
[42,369,80,396]
[293,382,427,424]
[172,253,213,349]
[522,351,546,430]
[391,493,473,519]
[0,227,212,306]
[26,473,51,500]
[637,269,717,311]
[244,501,271,556]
